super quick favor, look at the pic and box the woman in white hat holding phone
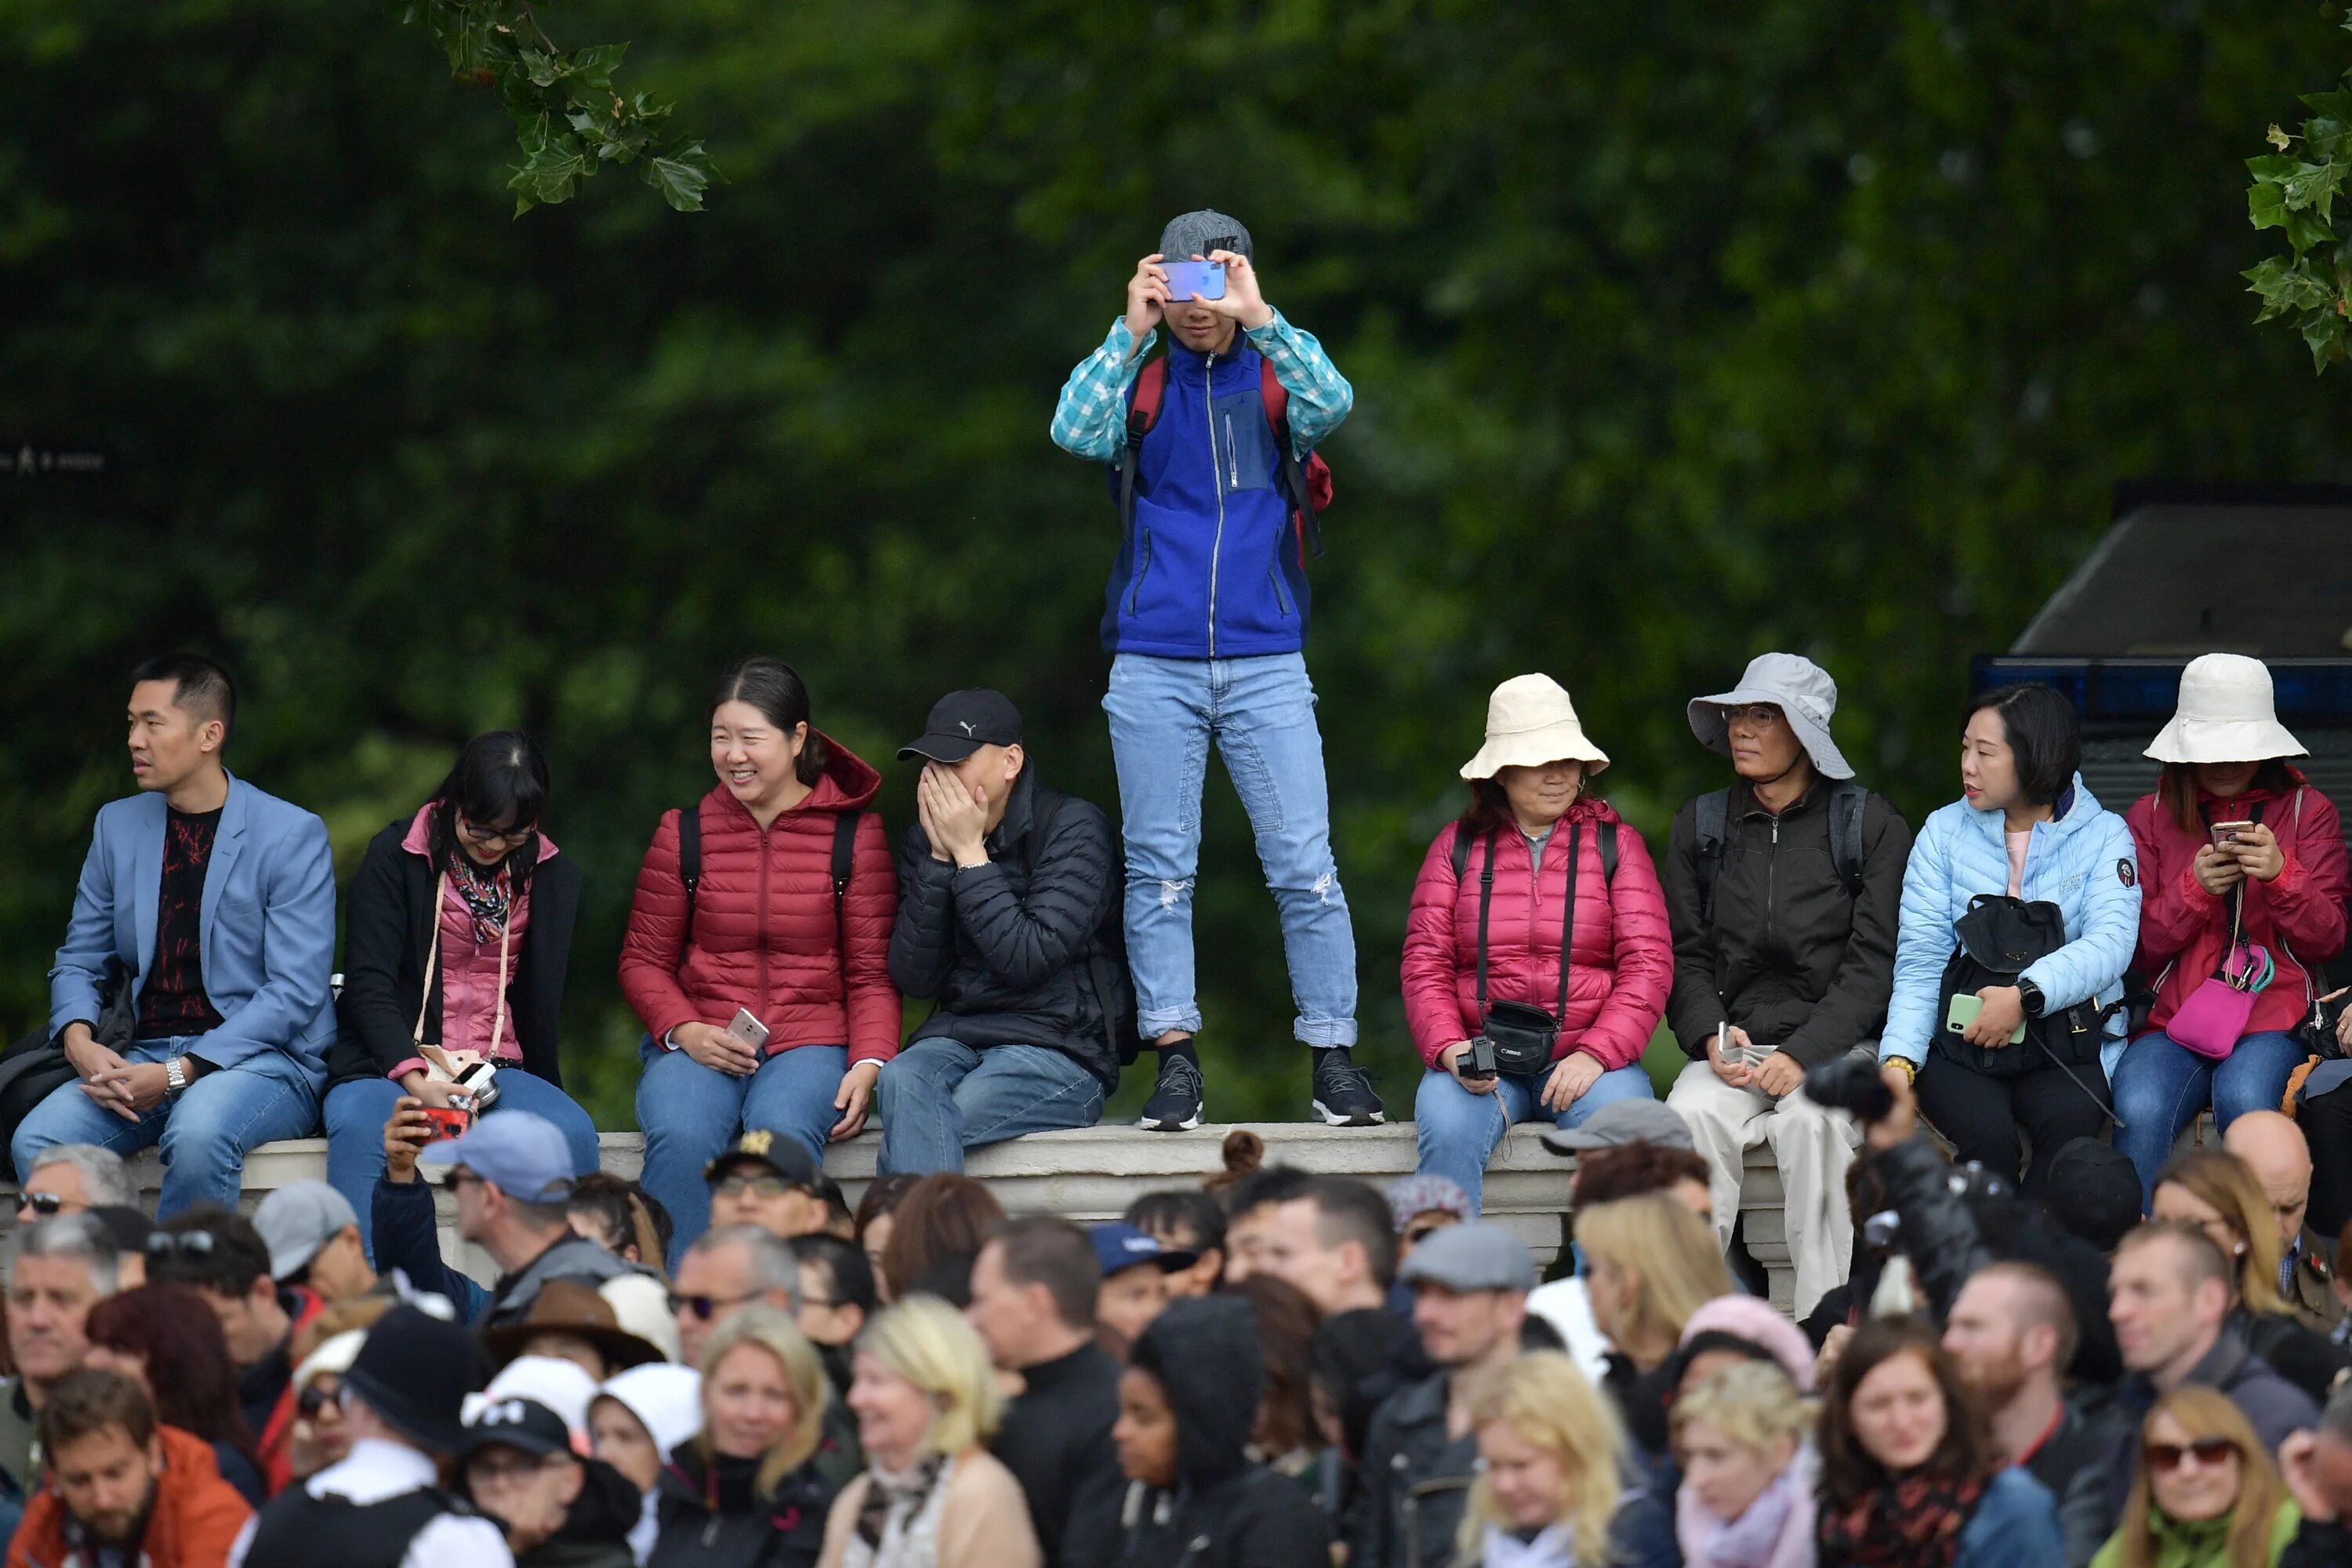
[1400,674,1674,1210]
[2112,653,2348,1209]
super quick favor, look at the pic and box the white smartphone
[726,1008,771,1051]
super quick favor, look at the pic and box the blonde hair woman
[649,1306,836,1568]
[1455,1352,1675,1568]
[2154,1149,2352,1405]
[1671,1361,1817,1568]
[2092,1386,2300,1568]
[1577,1194,1733,1457]
[819,1296,1040,1568]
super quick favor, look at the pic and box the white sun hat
[1686,652,1855,782]
[1460,675,1610,781]
[2146,653,2307,765]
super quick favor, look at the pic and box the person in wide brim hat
[1686,652,1854,781]
[2144,652,2307,765]
[481,1276,666,1377]
[1459,674,1610,780]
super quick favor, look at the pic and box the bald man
[2226,1109,2339,1332]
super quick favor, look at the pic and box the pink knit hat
[1678,1295,1815,1392]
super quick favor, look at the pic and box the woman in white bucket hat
[1399,674,1673,1210]
[2111,653,2348,1210]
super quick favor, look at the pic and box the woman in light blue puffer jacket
[1881,684,2140,1196]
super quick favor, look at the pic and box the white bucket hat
[1686,652,1854,782]
[2145,653,2306,765]
[1460,675,1610,780]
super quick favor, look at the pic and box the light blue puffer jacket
[1882,775,2141,1073]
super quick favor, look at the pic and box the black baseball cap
[705,1128,822,1189]
[459,1395,575,1461]
[898,690,1023,764]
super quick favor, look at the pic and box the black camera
[1803,1052,1893,1123]
[1462,1036,1498,1081]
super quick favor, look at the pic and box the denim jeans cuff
[1138,1008,1204,1039]
[1295,1018,1359,1048]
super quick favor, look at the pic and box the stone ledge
[0,1126,1795,1308]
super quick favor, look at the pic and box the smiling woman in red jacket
[620,658,900,1263]
[1402,675,1674,1211]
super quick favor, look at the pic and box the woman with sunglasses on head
[2092,1386,2299,1568]
[325,731,598,1253]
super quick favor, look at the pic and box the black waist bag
[1934,895,2106,1078]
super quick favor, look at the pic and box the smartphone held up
[1162,260,1226,301]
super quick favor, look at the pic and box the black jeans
[1915,1050,2112,1196]
[2302,1077,2352,1241]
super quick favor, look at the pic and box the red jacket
[619,737,902,1065]
[1401,798,1674,1071]
[2125,773,2348,1038]
[8,1425,252,1568]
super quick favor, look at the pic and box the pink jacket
[1401,798,1673,1071]
[2125,772,2347,1038]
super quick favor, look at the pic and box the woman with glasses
[2092,1386,2299,1568]
[83,1282,266,1504]
[652,1306,839,1568]
[325,731,597,1254]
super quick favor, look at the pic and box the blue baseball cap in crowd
[419,1111,575,1202]
[1091,1221,1196,1277]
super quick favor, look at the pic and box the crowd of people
[9,201,2352,1564]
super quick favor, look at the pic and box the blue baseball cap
[419,1111,575,1203]
[1091,1222,1196,1277]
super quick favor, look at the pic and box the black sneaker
[1139,1054,1205,1131]
[1312,1051,1386,1127]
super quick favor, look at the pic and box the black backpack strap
[1556,824,1584,1021]
[1693,788,1731,925]
[677,802,702,953]
[1474,834,1497,1021]
[830,810,860,951]
[1450,825,1474,884]
[1599,820,1618,887]
[1828,782,1867,899]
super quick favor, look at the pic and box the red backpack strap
[1118,356,1170,530]
[1258,359,1327,561]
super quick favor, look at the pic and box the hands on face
[916,764,990,867]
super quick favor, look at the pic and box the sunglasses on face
[2147,1437,2239,1473]
[145,1230,216,1258]
[668,1288,760,1323]
[297,1378,347,1419]
[17,1192,69,1218]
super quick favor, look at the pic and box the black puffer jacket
[887,769,1124,1088]
[647,1446,834,1568]
[1663,780,1911,1067]
[511,1457,639,1568]
[1118,1298,1332,1568]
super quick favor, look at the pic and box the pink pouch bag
[2169,939,2274,1061]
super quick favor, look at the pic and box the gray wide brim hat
[1687,652,1854,781]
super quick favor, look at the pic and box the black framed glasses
[458,815,537,851]
[16,1192,67,1218]
[667,1287,760,1323]
[145,1230,216,1258]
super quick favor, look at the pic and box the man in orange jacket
[6,1367,252,1568]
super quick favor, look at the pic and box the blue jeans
[1414,1062,1655,1213]
[1102,652,1356,1046]
[636,1040,847,1268]
[322,1069,601,1261]
[2112,1029,2307,1209]
[12,1037,319,1218]
[875,1038,1106,1175]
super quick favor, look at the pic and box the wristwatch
[165,1058,189,1096]
[2017,979,2049,1018]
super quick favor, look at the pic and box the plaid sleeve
[1050,317,1155,462]
[1245,310,1354,456]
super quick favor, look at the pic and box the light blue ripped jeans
[1102,652,1358,1047]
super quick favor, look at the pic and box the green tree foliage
[2246,16,2352,369]
[2,2,2345,1127]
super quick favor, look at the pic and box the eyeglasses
[713,1174,800,1200]
[458,816,537,851]
[296,1378,347,1419]
[1719,704,1785,729]
[669,1287,762,1323]
[17,1192,69,1218]
[145,1231,216,1258]
[2147,1437,2240,1473]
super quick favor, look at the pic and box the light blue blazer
[48,772,336,1086]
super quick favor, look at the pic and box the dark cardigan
[329,815,579,1092]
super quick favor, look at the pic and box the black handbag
[0,959,134,1152]
[1471,825,1586,1076]
[1934,895,2110,1080]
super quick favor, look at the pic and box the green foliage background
[3,1,2347,1128]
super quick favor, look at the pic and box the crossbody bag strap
[488,897,513,1061]
[1557,824,1583,1022]
[412,872,449,1047]
[1475,834,1497,1020]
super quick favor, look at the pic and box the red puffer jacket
[1401,797,1675,1071]
[2125,772,2348,1038]
[619,736,902,1065]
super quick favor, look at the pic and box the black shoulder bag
[1472,826,1584,1075]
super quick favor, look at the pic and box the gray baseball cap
[253,1181,360,1280]
[1160,209,1254,263]
[1398,1221,1535,1294]
[1539,1099,1695,1156]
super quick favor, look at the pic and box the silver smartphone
[726,1008,771,1051]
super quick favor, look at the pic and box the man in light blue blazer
[17,656,336,1216]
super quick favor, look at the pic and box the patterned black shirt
[136,805,225,1040]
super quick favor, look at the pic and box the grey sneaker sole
[1311,1098,1386,1127]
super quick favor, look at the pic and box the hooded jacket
[1402,799,1674,1072]
[648,1445,833,1568]
[1884,777,2140,1071]
[2100,1328,2321,1527]
[2125,773,2347,1040]
[8,1425,254,1568]
[888,770,1123,1090]
[1118,1298,1331,1568]
[619,738,901,1065]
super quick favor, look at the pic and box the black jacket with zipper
[1352,1370,1472,1568]
[888,768,1123,1089]
[1662,779,1911,1067]
[991,1343,1127,1568]
[331,815,580,1091]
[647,1446,833,1568]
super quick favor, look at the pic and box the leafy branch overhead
[390,0,715,214]
[2245,18,2352,371]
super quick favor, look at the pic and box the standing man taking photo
[1051,209,1379,1131]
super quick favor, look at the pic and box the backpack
[676,802,862,959]
[1693,781,1867,926]
[1119,354,1335,565]
[1036,792,1145,1068]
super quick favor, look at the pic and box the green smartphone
[1946,993,2028,1044]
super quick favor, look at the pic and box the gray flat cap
[1398,1221,1536,1294]
[1539,1099,1694,1156]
